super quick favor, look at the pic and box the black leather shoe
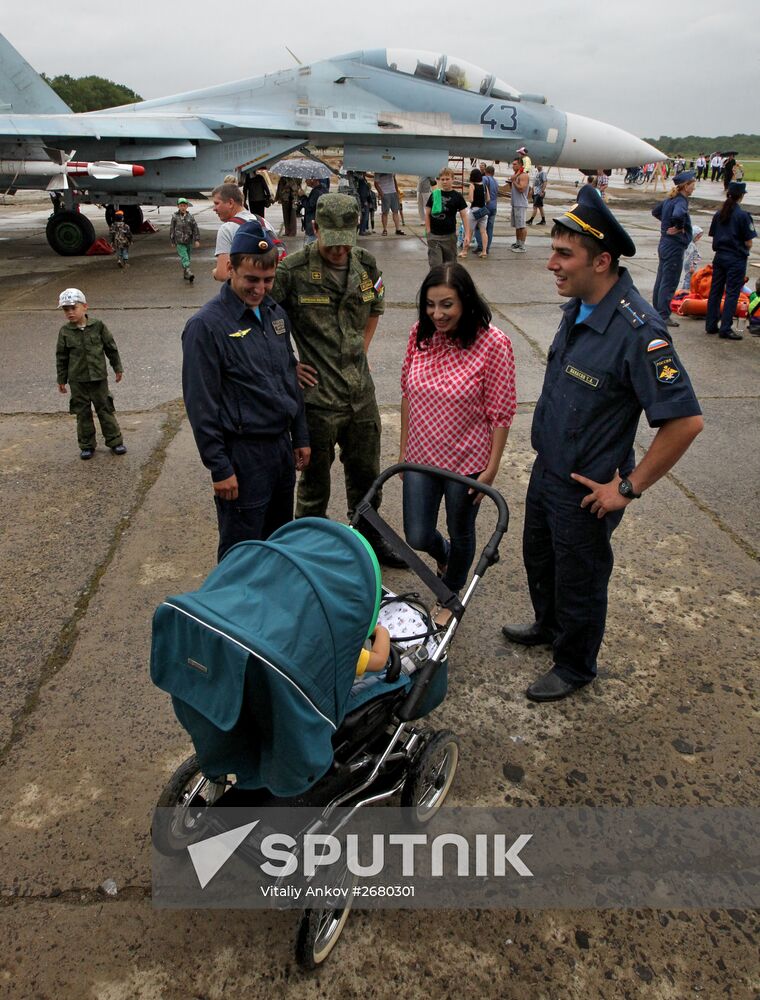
[368,535,408,569]
[501,622,553,647]
[719,329,743,340]
[526,668,590,702]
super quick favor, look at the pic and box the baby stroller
[150,463,509,969]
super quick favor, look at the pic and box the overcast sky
[3,0,756,138]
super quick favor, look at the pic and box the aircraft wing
[0,112,221,142]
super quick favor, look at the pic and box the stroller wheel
[152,754,230,857]
[401,730,459,825]
[295,864,358,970]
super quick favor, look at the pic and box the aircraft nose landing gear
[45,209,96,256]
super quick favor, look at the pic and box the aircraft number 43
[480,104,518,132]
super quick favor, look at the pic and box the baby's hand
[58,383,67,394]
[115,371,123,383]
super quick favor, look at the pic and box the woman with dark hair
[462,167,488,259]
[705,182,757,340]
[399,263,517,624]
[651,171,697,327]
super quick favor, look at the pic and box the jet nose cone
[558,112,666,169]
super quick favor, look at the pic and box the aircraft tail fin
[0,34,72,114]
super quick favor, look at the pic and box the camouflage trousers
[69,379,123,449]
[297,402,381,520]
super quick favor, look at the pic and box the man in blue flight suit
[502,198,704,702]
[182,221,310,561]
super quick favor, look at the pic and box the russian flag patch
[647,338,669,352]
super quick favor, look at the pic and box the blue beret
[554,196,636,258]
[229,220,277,256]
[674,170,696,185]
[728,181,746,197]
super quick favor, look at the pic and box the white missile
[0,158,145,189]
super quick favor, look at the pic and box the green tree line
[642,134,760,158]
[42,74,142,112]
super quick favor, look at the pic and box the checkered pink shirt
[400,323,517,475]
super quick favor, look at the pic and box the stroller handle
[361,462,509,572]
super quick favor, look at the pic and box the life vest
[670,264,750,318]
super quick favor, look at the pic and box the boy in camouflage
[109,210,132,268]
[55,288,127,460]
[169,198,201,281]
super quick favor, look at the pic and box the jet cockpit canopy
[356,49,522,102]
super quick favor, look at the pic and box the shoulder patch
[653,356,680,383]
[617,298,645,328]
[647,337,670,352]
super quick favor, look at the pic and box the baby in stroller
[151,463,508,969]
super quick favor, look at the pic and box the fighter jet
[0,36,665,255]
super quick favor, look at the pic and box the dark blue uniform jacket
[652,193,692,246]
[532,269,702,484]
[182,282,308,482]
[709,206,757,260]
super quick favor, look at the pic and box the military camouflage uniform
[271,242,384,519]
[169,210,200,275]
[109,220,132,265]
[56,318,124,449]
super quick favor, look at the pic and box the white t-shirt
[214,210,275,256]
[375,173,396,195]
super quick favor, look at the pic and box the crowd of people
[59,148,760,699]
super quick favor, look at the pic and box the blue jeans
[471,206,488,253]
[475,205,496,253]
[402,470,482,592]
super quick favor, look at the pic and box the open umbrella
[270,157,334,180]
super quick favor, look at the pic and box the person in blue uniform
[501,197,704,702]
[651,171,697,327]
[705,181,757,341]
[182,220,310,561]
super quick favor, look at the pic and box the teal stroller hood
[150,519,382,796]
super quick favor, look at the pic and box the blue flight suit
[182,282,309,561]
[705,205,757,334]
[525,269,701,684]
[652,194,692,321]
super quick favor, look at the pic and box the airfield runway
[0,182,758,999]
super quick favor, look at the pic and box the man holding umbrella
[271,158,333,244]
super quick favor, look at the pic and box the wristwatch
[618,478,642,500]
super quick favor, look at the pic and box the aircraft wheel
[121,205,143,231]
[45,211,95,256]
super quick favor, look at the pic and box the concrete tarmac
[0,188,758,999]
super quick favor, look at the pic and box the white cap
[58,288,86,308]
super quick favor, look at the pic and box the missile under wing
[0,36,665,254]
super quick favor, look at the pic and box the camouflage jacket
[271,243,384,412]
[169,211,200,245]
[56,318,123,384]
[109,221,132,249]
